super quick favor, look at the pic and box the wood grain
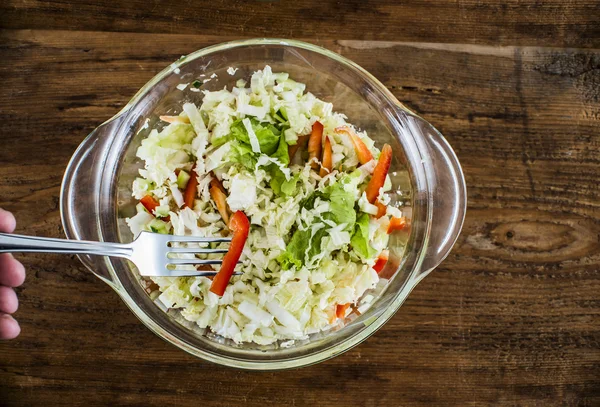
[0,28,599,406]
[1,0,600,48]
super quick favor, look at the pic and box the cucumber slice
[147,219,170,234]
[154,205,170,218]
[177,170,191,189]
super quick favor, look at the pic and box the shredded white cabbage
[126,66,407,346]
[242,118,261,153]
[226,173,257,211]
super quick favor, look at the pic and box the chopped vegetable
[387,216,406,234]
[159,115,190,124]
[350,304,362,316]
[183,167,199,208]
[210,211,250,296]
[288,134,309,162]
[210,177,230,225]
[319,136,333,177]
[351,213,375,259]
[365,144,392,203]
[375,201,387,219]
[307,121,323,170]
[373,250,389,273]
[136,202,148,214]
[140,195,170,222]
[176,170,191,190]
[231,117,281,155]
[336,303,350,319]
[126,211,154,238]
[140,195,160,215]
[148,218,170,234]
[336,126,373,165]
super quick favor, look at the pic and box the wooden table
[1,2,599,406]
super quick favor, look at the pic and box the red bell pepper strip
[307,121,323,170]
[288,134,309,163]
[373,250,389,273]
[387,216,406,234]
[319,136,333,177]
[210,211,250,296]
[365,144,392,204]
[336,303,351,319]
[374,201,387,219]
[210,177,230,225]
[183,166,199,208]
[140,195,160,214]
[140,195,170,222]
[335,126,373,165]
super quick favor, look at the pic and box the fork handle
[0,233,132,258]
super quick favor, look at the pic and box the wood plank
[0,30,599,406]
[1,0,599,48]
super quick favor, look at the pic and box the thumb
[0,208,16,234]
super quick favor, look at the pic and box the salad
[126,66,407,345]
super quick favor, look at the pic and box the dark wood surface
[1,0,600,48]
[1,2,599,406]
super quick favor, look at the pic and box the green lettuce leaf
[351,213,375,259]
[265,135,293,196]
[300,191,328,210]
[270,133,289,165]
[279,181,358,269]
[307,228,328,263]
[300,183,356,228]
[279,229,310,270]
[279,227,329,270]
[325,183,356,227]
[230,142,257,170]
[230,118,281,155]
[228,117,291,181]
[211,133,230,148]
[271,170,300,196]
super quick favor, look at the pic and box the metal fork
[0,231,233,277]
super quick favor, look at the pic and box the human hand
[0,208,26,339]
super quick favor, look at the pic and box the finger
[0,254,26,287]
[0,314,20,340]
[0,208,16,233]
[0,286,18,314]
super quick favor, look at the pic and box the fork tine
[164,270,243,277]
[168,259,224,265]
[168,248,229,254]
[167,236,232,243]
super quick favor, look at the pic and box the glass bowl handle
[60,115,125,289]
[404,113,467,283]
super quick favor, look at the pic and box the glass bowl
[60,38,466,370]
